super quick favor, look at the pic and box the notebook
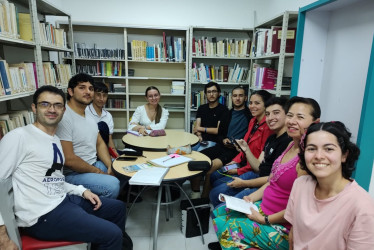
[218,193,259,215]
[129,167,169,186]
[147,154,193,168]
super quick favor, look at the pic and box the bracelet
[205,127,207,133]
[264,215,271,225]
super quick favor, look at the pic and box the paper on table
[122,162,154,173]
[148,154,193,168]
[129,167,169,186]
[219,193,259,215]
[127,129,152,136]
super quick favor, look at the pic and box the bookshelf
[61,23,189,144]
[0,0,73,136]
[251,11,298,96]
[188,27,253,132]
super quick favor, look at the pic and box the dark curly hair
[299,121,360,180]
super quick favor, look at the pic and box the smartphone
[200,141,208,146]
[221,163,240,172]
[116,156,137,161]
[231,137,245,154]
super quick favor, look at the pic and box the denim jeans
[65,161,120,199]
[209,171,259,208]
[24,195,126,250]
[192,141,216,152]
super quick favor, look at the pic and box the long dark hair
[145,86,162,123]
[299,121,360,180]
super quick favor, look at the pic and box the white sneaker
[189,191,201,199]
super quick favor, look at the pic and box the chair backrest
[0,177,22,249]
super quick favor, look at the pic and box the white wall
[46,0,315,28]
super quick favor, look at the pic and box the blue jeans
[209,171,259,208]
[192,141,216,152]
[65,161,120,199]
[24,195,126,250]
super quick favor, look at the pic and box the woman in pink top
[210,97,321,250]
[285,121,374,250]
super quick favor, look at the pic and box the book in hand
[123,162,154,173]
[148,154,193,168]
[218,193,259,215]
[129,167,169,186]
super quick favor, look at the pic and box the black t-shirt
[259,132,292,177]
[196,103,229,143]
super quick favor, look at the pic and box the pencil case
[188,161,210,171]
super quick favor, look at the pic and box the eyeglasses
[206,90,218,95]
[147,94,160,99]
[37,101,65,110]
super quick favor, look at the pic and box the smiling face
[32,91,65,128]
[286,103,315,140]
[304,130,347,181]
[68,81,94,106]
[249,94,265,119]
[145,89,160,106]
[265,104,286,133]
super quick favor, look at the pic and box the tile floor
[126,182,218,250]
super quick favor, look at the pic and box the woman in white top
[128,86,169,135]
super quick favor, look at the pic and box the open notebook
[129,167,169,186]
[147,154,193,168]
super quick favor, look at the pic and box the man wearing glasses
[0,86,132,249]
[56,73,120,199]
[190,81,229,198]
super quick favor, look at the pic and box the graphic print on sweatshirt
[42,143,65,196]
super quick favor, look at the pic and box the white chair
[0,177,89,250]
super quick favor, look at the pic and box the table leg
[153,185,163,250]
[127,185,147,217]
[174,182,205,244]
[166,185,173,218]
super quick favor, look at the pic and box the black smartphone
[117,156,137,161]
[231,137,245,154]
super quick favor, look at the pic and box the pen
[163,156,175,163]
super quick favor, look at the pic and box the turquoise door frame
[291,0,374,190]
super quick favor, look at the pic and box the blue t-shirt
[227,109,249,139]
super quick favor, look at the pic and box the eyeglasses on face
[206,90,218,95]
[37,101,65,110]
[147,94,160,99]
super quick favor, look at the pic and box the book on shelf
[171,81,185,94]
[193,37,251,58]
[106,98,126,109]
[0,0,19,39]
[9,63,37,91]
[76,61,126,77]
[128,167,169,186]
[218,193,259,215]
[270,27,297,54]
[38,21,67,48]
[163,103,185,109]
[18,13,32,41]
[74,43,125,60]
[147,154,193,168]
[251,63,277,90]
[0,60,12,95]
[191,63,249,84]
[0,110,34,135]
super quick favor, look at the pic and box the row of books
[0,0,19,39]
[254,27,297,57]
[171,81,185,95]
[76,61,126,77]
[251,63,278,90]
[131,33,186,62]
[43,62,72,87]
[0,110,34,138]
[105,98,126,109]
[74,43,125,60]
[192,37,252,58]
[190,90,233,109]
[191,63,250,83]
[39,21,67,48]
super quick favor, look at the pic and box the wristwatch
[264,215,271,225]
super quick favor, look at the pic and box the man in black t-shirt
[190,82,229,197]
